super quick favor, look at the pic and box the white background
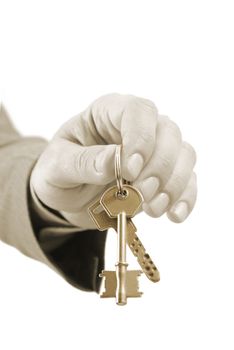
[0,0,234,349]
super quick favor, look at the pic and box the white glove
[31,93,197,229]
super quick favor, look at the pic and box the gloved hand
[31,93,197,230]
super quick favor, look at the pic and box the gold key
[88,200,160,282]
[100,184,143,305]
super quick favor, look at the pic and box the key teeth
[99,270,143,298]
[127,229,160,282]
[142,267,160,283]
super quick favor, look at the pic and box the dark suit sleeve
[0,104,107,293]
[29,189,108,292]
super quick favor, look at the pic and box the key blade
[126,222,160,283]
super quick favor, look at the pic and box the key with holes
[88,200,160,282]
[99,184,144,305]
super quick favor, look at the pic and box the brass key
[88,200,160,282]
[100,184,143,305]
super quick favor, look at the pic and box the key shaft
[99,270,142,298]
[116,211,128,305]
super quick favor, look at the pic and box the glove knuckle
[139,130,155,145]
[165,119,182,140]
[75,148,89,174]
[44,142,61,178]
[157,154,172,171]
[123,95,139,109]
[124,95,156,112]
[183,141,197,164]
[172,173,185,194]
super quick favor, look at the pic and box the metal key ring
[115,145,131,199]
[115,145,124,194]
